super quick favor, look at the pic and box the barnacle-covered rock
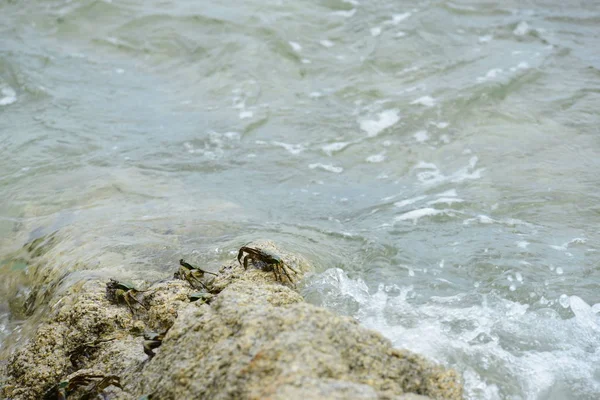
[0,240,462,400]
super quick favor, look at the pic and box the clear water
[1,0,600,398]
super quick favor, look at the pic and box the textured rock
[0,240,462,400]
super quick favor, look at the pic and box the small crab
[188,292,214,304]
[106,279,147,314]
[237,246,298,285]
[143,331,167,360]
[175,259,217,290]
[68,338,115,369]
[42,372,121,400]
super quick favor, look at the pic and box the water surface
[1,0,600,398]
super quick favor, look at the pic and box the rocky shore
[1,240,462,399]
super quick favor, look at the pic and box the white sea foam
[393,195,427,208]
[427,197,463,205]
[394,207,449,223]
[309,163,344,173]
[478,35,493,43]
[463,215,495,225]
[366,153,386,163]
[550,237,587,251]
[514,21,530,36]
[431,121,449,129]
[398,66,419,75]
[331,8,356,17]
[272,141,305,155]
[309,271,600,400]
[463,215,532,227]
[239,110,253,119]
[370,27,382,37]
[183,131,240,159]
[510,61,530,72]
[385,12,412,25]
[289,41,302,52]
[436,189,457,197]
[322,141,350,156]
[410,96,436,107]
[414,130,429,143]
[359,109,401,137]
[413,157,484,186]
[477,68,503,82]
[516,272,523,282]
[319,40,334,48]
[0,86,17,106]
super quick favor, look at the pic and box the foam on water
[410,96,436,107]
[365,153,385,163]
[385,12,412,25]
[394,207,452,224]
[430,121,449,129]
[393,195,427,208]
[477,68,503,83]
[309,163,344,173]
[414,130,429,143]
[239,110,253,119]
[413,157,484,186]
[514,21,530,36]
[331,9,356,18]
[308,269,600,399]
[322,141,351,156]
[272,141,305,155]
[0,86,17,106]
[288,41,302,52]
[463,215,532,227]
[183,131,241,159]
[427,197,463,205]
[549,238,587,252]
[359,109,401,137]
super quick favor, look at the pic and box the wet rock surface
[0,240,462,399]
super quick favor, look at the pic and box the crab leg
[278,265,294,284]
[126,291,147,311]
[184,269,208,290]
[243,255,253,270]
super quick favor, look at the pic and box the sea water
[1,0,600,398]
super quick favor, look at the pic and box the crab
[143,331,167,360]
[42,372,121,400]
[106,279,147,314]
[188,292,214,304]
[175,259,217,290]
[68,338,115,369]
[237,246,298,285]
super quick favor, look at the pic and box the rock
[0,240,462,399]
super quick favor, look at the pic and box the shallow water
[1,0,600,398]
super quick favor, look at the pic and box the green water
[1,0,600,398]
